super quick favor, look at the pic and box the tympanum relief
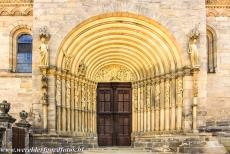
[95,64,136,82]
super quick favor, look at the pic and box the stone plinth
[31,134,98,150]
[133,133,227,153]
[0,100,16,151]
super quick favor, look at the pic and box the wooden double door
[97,82,132,146]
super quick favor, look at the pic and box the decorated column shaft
[192,68,199,132]
[132,82,138,134]
[160,78,165,131]
[155,78,160,131]
[39,26,50,131]
[164,76,170,131]
[56,72,62,132]
[176,74,183,131]
[146,79,151,132]
[150,78,155,132]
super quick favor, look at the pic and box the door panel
[12,127,25,154]
[97,83,131,146]
[97,88,113,146]
[97,115,113,146]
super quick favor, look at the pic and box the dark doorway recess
[97,82,132,146]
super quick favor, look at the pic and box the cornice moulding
[0,0,33,16]
[206,0,230,8]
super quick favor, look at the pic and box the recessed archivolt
[56,12,184,81]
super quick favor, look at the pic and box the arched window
[207,26,217,73]
[16,34,32,73]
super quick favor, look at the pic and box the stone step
[83,148,168,154]
[85,147,152,154]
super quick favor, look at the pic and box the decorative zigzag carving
[0,0,33,16]
[206,0,230,8]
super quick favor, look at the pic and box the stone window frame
[207,25,217,73]
[9,25,32,73]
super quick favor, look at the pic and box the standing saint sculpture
[39,26,50,66]
[188,25,200,68]
[62,49,73,71]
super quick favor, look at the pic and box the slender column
[70,76,75,132]
[88,82,92,133]
[61,72,67,132]
[140,81,144,132]
[78,78,83,132]
[164,77,170,131]
[160,78,165,131]
[143,80,147,132]
[150,78,155,132]
[146,79,151,132]
[155,78,160,131]
[81,78,86,133]
[170,76,176,131]
[74,78,79,132]
[192,68,199,132]
[176,75,183,131]
[92,82,95,133]
[40,67,49,131]
[93,83,97,133]
[132,82,138,133]
[56,72,62,132]
[137,82,141,133]
[66,74,71,132]
[87,80,91,133]
[85,80,88,133]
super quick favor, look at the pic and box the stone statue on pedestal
[39,26,50,67]
[188,25,200,68]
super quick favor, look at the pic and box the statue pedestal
[0,100,16,151]
[15,111,32,154]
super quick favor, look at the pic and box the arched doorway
[55,12,190,146]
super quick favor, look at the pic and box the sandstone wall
[207,16,230,122]
[0,16,33,121]
[32,0,208,129]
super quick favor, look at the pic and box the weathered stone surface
[0,0,229,152]
[133,134,227,153]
